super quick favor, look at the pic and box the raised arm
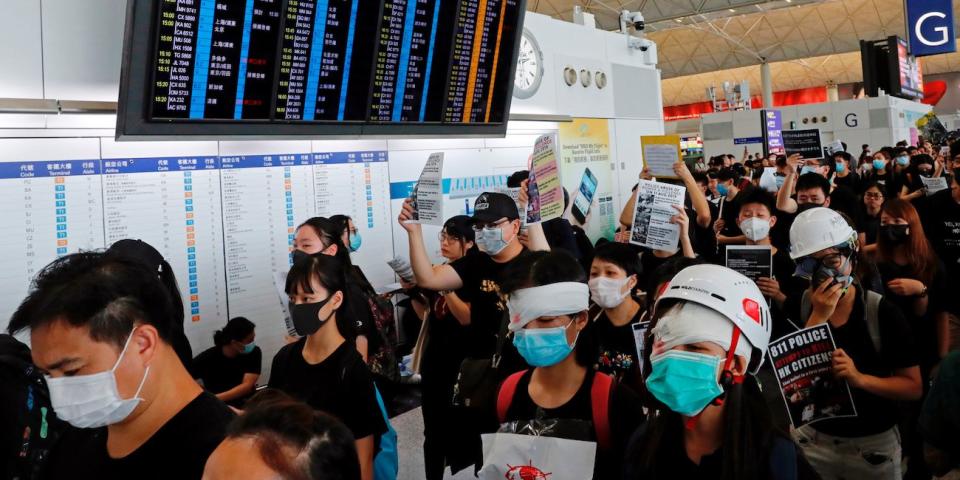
[398,199,464,291]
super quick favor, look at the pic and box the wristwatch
[918,285,928,298]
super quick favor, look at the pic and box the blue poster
[906,0,956,57]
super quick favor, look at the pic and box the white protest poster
[629,180,686,251]
[405,152,444,225]
[479,433,596,480]
[641,135,682,179]
[921,176,948,195]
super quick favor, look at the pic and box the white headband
[651,302,753,363]
[507,282,589,332]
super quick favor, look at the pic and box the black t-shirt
[450,250,528,360]
[43,392,234,480]
[590,300,645,391]
[268,339,387,440]
[784,290,920,437]
[875,260,948,370]
[771,210,796,254]
[192,346,262,406]
[833,171,861,192]
[856,208,881,246]
[501,369,643,480]
[622,424,815,480]
[770,248,808,339]
[863,169,901,197]
[922,190,960,311]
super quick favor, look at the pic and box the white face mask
[476,224,512,256]
[45,329,150,429]
[739,217,771,242]
[588,276,632,309]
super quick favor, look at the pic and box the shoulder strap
[496,370,527,424]
[590,372,614,451]
[800,290,811,325]
[864,291,883,354]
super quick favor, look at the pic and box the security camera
[620,10,645,33]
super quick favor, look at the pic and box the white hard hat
[656,264,772,374]
[788,207,857,259]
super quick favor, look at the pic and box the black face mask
[797,202,824,213]
[918,169,933,178]
[289,296,335,336]
[880,225,910,245]
[291,249,312,265]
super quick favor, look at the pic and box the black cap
[471,192,520,224]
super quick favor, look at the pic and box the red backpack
[496,370,614,450]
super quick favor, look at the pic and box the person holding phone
[785,207,922,479]
[570,167,599,225]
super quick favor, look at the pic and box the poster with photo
[768,324,858,428]
[629,180,685,251]
[559,118,615,243]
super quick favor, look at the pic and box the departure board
[443,0,521,123]
[119,0,527,137]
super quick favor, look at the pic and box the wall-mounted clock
[513,29,544,99]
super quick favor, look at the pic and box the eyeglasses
[471,218,508,232]
[438,232,463,243]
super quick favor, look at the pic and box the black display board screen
[117,0,526,139]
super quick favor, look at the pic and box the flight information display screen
[120,0,526,138]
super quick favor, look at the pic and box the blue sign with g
[906,0,956,57]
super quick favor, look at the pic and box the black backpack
[0,335,65,480]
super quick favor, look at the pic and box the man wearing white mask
[736,191,809,336]
[587,242,645,392]
[7,252,233,480]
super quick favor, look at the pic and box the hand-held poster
[768,324,857,428]
[405,153,444,225]
[641,135,682,179]
[629,180,685,251]
[530,134,563,223]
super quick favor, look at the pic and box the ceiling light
[728,8,735,12]
[675,17,684,22]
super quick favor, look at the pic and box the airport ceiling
[530,0,960,105]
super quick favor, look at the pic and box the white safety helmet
[788,207,857,259]
[655,264,772,374]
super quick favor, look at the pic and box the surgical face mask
[45,329,150,429]
[873,159,886,171]
[774,174,786,189]
[739,217,771,242]
[289,296,336,336]
[716,183,729,197]
[512,319,577,367]
[645,350,724,417]
[588,276,631,309]
[476,224,512,256]
[896,156,910,166]
[348,231,362,252]
[880,224,909,245]
[835,163,846,174]
[241,342,256,355]
[800,165,819,176]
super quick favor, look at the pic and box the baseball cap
[471,192,520,225]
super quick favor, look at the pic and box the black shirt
[43,392,233,480]
[192,346,262,407]
[268,339,387,440]
[922,190,960,314]
[785,290,920,437]
[590,300,645,391]
[863,169,901,197]
[770,248,808,339]
[857,209,881,246]
[450,250,528,360]
[501,369,643,480]
[875,260,948,371]
[833,171,861,192]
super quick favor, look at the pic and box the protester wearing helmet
[786,207,922,479]
[624,264,817,479]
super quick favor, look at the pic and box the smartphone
[571,168,598,225]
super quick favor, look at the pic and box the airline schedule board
[122,0,525,138]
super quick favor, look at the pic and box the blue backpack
[373,386,398,480]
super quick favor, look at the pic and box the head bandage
[651,302,753,363]
[507,282,589,332]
